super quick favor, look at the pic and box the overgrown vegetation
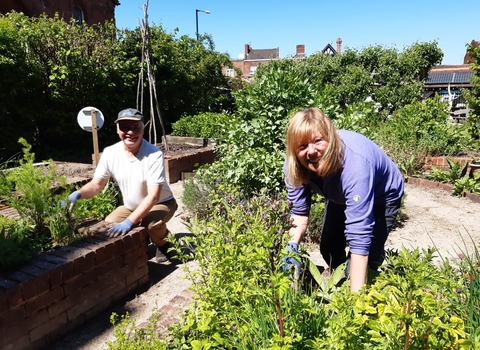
[0,139,118,271]
[1,12,480,348]
[107,196,479,349]
[0,12,240,162]
[171,112,231,139]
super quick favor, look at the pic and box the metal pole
[196,9,199,40]
[195,9,210,41]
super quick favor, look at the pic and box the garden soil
[47,166,479,350]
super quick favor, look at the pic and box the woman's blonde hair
[285,108,343,187]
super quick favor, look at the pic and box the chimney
[245,44,251,57]
[336,38,342,54]
[296,44,305,56]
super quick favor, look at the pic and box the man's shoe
[155,242,178,263]
[155,247,169,263]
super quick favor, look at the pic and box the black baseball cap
[115,108,144,123]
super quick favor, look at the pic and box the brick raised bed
[93,146,216,184]
[164,146,216,183]
[0,223,149,350]
[0,147,217,349]
[406,177,480,204]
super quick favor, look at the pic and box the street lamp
[196,9,210,41]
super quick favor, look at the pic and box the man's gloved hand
[108,218,134,237]
[61,191,81,210]
[283,242,301,275]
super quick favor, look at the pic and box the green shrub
[0,218,35,272]
[376,98,474,168]
[305,193,325,244]
[0,139,119,272]
[313,248,471,349]
[427,158,468,184]
[2,138,72,239]
[108,312,166,350]
[171,112,230,139]
[109,198,478,349]
[73,180,119,220]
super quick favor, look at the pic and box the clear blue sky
[115,0,479,65]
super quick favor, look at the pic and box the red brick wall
[165,147,216,183]
[422,156,475,173]
[93,147,217,183]
[0,0,117,26]
[0,224,149,350]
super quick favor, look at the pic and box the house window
[249,66,257,75]
[225,68,235,77]
[73,6,84,25]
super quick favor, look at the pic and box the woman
[284,107,404,292]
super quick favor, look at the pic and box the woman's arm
[349,253,368,292]
[289,214,309,244]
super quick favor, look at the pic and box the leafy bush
[0,218,36,272]
[375,98,474,169]
[427,158,468,184]
[109,198,478,349]
[73,180,119,220]
[1,138,72,239]
[0,139,118,272]
[189,59,319,198]
[314,248,471,349]
[426,159,480,196]
[108,312,166,350]
[171,112,231,139]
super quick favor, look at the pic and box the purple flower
[458,253,465,259]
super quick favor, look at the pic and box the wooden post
[91,109,100,167]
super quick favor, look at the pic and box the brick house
[226,38,343,82]
[226,44,281,82]
[0,0,119,26]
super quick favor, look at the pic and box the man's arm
[126,184,162,224]
[78,178,109,199]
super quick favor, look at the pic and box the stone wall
[0,224,149,350]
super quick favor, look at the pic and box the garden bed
[0,224,149,350]
[0,144,215,349]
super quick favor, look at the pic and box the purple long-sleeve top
[285,130,404,255]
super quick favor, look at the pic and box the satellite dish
[238,53,245,59]
[77,106,104,132]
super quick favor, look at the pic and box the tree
[300,41,443,113]
[119,26,237,129]
[463,42,480,139]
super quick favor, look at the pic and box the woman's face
[295,133,329,172]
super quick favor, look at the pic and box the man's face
[117,120,144,148]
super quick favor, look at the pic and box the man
[65,108,177,263]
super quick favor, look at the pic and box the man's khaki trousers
[105,198,178,247]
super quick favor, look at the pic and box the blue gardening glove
[61,191,81,211]
[283,242,301,275]
[108,218,134,237]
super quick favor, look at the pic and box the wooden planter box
[0,223,149,350]
[162,135,217,147]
